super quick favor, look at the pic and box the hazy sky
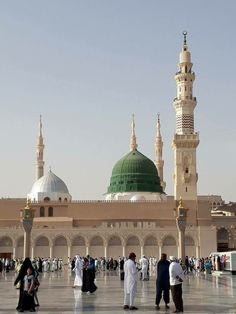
[0,1,235,201]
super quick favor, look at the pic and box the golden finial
[25,198,31,210]
[178,196,183,208]
[182,31,187,46]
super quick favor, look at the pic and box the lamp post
[20,199,35,259]
[174,198,188,261]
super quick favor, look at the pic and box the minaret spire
[36,115,45,180]
[155,114,166,191]
[130,114,138,151]
[172,32,199,201]
[183,30,187,46]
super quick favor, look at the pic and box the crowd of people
[0,253,228,312]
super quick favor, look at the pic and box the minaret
[130,114,138,151]
[36,115,44,180]
[172,32,199,201]
[155,114,166,191]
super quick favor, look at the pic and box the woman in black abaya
[14,258,34,311]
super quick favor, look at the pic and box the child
[20,267,36,312]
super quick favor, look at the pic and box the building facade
[0,33,235,261]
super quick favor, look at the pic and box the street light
[20,199,35,259]
[174,198,188,261]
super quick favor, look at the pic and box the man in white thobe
[139,255,149,280]
[73,255,83,288]
[123,252,138,310]
[169,256,184,313]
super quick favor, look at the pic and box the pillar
[122,246,125,257]
[159,245,162,259]
[13,247,16,259]
[68,246,71,259]
[178,230,185,261]
[23,231,31,259]
[104,246,107,259]
[86,246,89,256]
[49,246,53,258]
[140,246,144,257]
[196,246,200,258]
[31,246,35,259]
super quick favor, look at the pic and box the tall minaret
[36,115,45,180]
[155,114,166,191]
[172,32,199,201]
[130,114,138,151]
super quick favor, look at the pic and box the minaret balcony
[175,72,195,81]
[172,133,199,149]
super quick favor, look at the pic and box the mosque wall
[0,199,234,261]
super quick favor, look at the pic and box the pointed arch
[107,235,123,259]
[89,235,104,258]
[0,235,13,258]
[71,235,86,258]
[125,235,140,259]
[162,235,177,259]
[143,234,159,259]
[34,235,50,258]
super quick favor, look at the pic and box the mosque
[0,33,235,261]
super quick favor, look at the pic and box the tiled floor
[0,270,236,313]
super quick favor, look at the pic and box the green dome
[107,149,163,194]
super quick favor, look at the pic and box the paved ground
[0,269,236,313]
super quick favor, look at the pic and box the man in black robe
[155,253,170,310]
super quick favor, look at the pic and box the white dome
[28,170,72,202]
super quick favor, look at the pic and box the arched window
[44,197,50,202]
[64,198,68,202]
[48,207,53,217]
[59,197,62,202]
[40,207,45,217]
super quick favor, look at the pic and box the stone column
[196,246,200,258]
[174,199,188,261]
[31,246,35,259]
[49,246,53,258]
[140,246,144,257]
[86,246,89,256]
[12,247,16,259]
[68,246,71,259]
[104,246,107,259]
[122,246,125,257]
[178,230,185,261]
[158,245,162,260]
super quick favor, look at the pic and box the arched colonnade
[0,232,198,262]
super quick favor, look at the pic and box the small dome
[28,170,71,202]
[107,149,163,194]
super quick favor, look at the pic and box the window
[48,207,53,217]
[58,197,62,202]
[186,187,188,192]
[185,167,189,174]
[39,207,45,217]
[44,197,50,202]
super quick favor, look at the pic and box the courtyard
[0,270,236,314]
